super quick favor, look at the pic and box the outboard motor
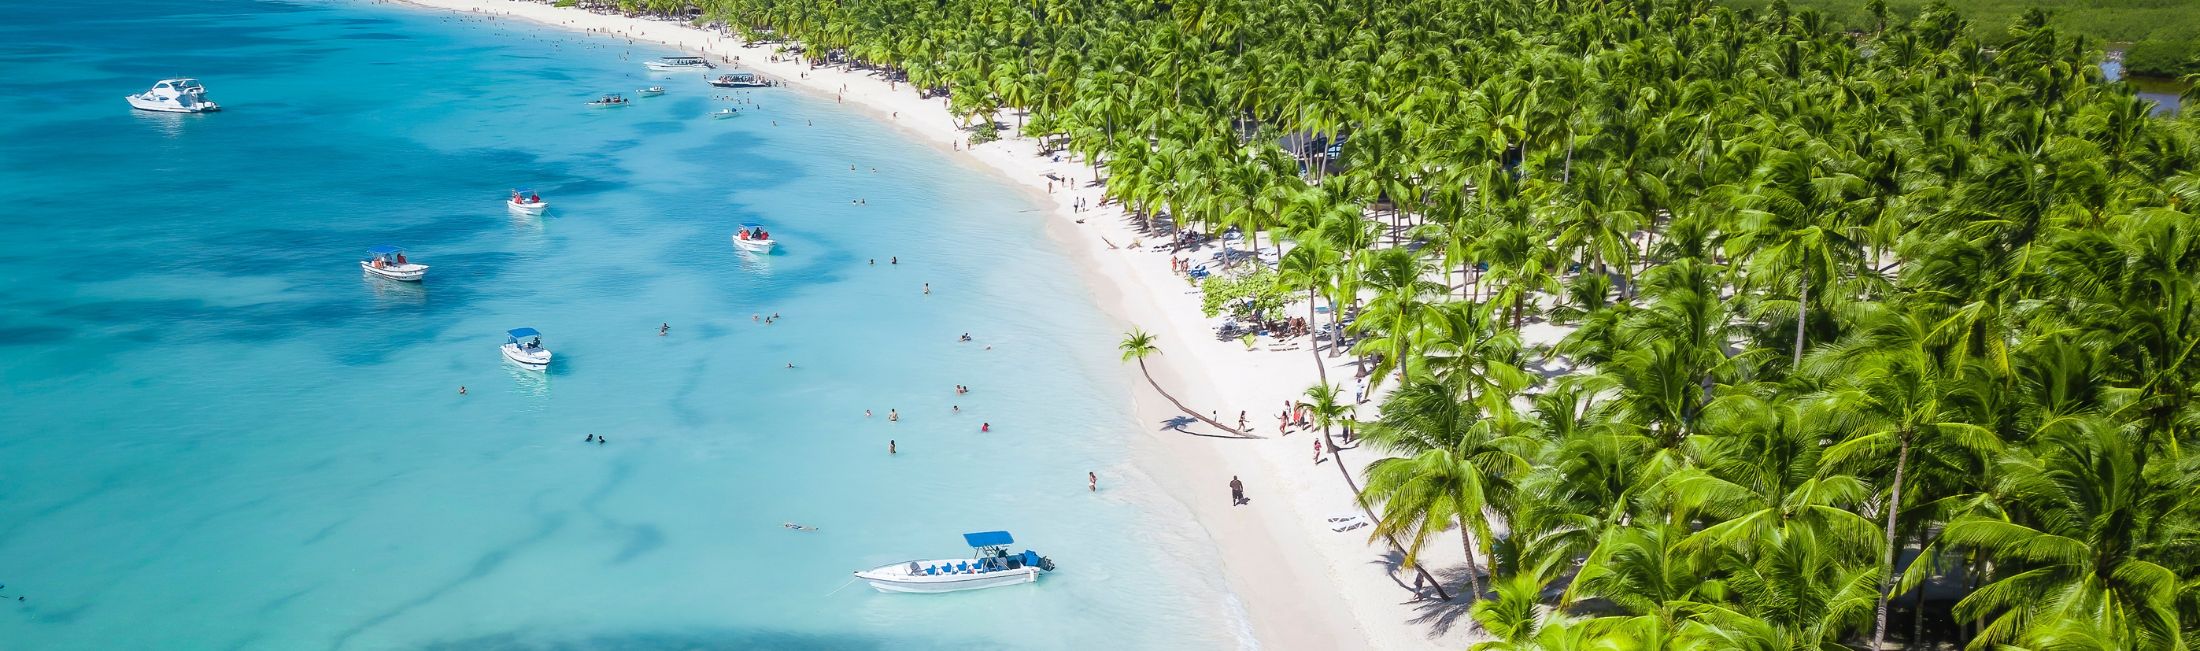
[1020,550,1057,572]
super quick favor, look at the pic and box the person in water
[981,422,990,432]
[659,322,670,336]
[1089,472,1097,492]
[889,439,896,454]
[888,409,899,421]
[585,434,595,442]
[458,386,467,395]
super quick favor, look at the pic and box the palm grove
[647,0,2200,646]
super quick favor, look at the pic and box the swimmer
[870,259,875,265]
[458,386,468,395]
[786,362,795,369]
[598,436,607,445]
[586,434,595,442]
[753,313,761,322]
[960,333,972,342]
[981,422,991,432]
[659,322,670,336]
[866,409,874,418]
[953,405,960,413]
[888,409,899,422]
[890,439,897,454]
[1090,472,1097,492]
[891,257,898,264]
[924,283,931,294]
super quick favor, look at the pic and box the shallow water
[0,1,1241,648]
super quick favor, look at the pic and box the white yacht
[644,56,713,71]
[853,531,1056,594]
[707,72,767,88]
[502,328,552,370]
[360,245,428,281]
[126,78,220,113]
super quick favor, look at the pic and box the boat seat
[955,562,969,573]
[924,566,937,575]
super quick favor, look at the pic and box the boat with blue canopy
[731,222,775,252]
[507,188,548,215]
[852,530,1056,593]
[501,327,551,369]
[360,245,428,281]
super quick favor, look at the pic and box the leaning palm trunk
[1136,359,1254,437]
[1870,432,1912,650]
[1459,513,1485,600]
[1308,287,1328,386]
[1793,277,1809,366]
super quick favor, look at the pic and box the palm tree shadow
[1403,560,1485,636]
[1158,416,1259,440]
[1357,548,1481,637]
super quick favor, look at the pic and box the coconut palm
[1118,329,1252,437]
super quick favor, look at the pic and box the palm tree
[1359,379,1535,601]
[1118,329,1252,437]
[1301,381,1451,601]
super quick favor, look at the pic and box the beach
[380,0,1483,647]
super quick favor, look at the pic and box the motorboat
[644,56,713,71]
[710,108,741,119]
[507,188,548,215]
[854,531,1055,594]
[126,78,220,113]
[638,86,666,96]
[360,245,428,281]
[587,94,630,108]
[502,327,552,370]
[707,72,767,88]
[731,222,774,252]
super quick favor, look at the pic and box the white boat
[710,108,741,120]
[126,78,220,113]
[644,56,713,71]
[507,188,548,215]
[732,222,774,252]
[501,327,552,370]
[360,245,428,281]
[638,86,666,96]
[707,72,767,88]
[853,531,1056,594]
[587,93,630,108]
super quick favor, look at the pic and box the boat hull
[502,343,551,369]
[361,261,428,282]
[126,95,218,113]
[854,564,1039,594]
[507,200,548,215]
[733,237,775,252]
[644,62,711,71]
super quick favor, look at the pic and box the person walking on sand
[1314,437,1324,464]
[1229,476,1245,506]
[1238,410,1248,431]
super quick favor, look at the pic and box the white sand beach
[387,0,1481,646]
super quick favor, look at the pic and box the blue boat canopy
[367,245,404,254]
[963,531,1015,548]
[507,327,541,338]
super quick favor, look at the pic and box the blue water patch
[0,0,1240,649]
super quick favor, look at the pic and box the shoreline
[381,0,1476,647]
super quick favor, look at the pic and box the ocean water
[0,1,1244,648]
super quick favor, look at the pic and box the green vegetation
[617,0,2200,646]
[1723,0,2200,75]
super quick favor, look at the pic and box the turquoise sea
[0,1,1244,648]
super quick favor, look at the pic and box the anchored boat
[501,327,552,370]
[507,188,548,215]
[731,222,774,252]
[360,245,427,281]
[853,531,1056,594]
[644,56,713,71]
[587,93,630,108]
[126,78,220,113]
[707,72,767,88]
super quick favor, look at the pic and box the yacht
[126,78,220,113]
[853,531,1056,594]
[360,245,428,281]
[502,328,552,370]
[644,56,713,71]
[707,72,767,88]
